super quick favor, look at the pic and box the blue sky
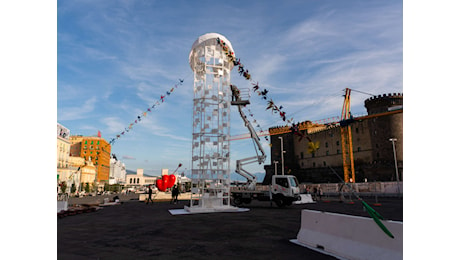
[57,0,403,177]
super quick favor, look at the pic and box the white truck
[230,85,300,207]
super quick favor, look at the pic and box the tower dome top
[189,33,235,71]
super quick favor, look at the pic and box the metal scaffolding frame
[186,33,236,212]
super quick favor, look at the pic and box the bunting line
[217,37,318,152]
[106,78,184,147]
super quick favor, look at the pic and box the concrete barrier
[293,194,315,204]
[57,200,68,212]
[291,210,403,260]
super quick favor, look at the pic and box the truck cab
[270,175,300,207]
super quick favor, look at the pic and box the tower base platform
[170,206,249,215]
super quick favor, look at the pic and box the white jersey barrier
[291,210,403,260]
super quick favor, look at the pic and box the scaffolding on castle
[185,33,238,213]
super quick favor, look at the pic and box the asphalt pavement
[57,195,402,260]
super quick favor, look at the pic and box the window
[130,178,132,184]
[97,141,99,145]
[275,177,289,188]
[357,147,361,152]
[326,151,329,156]
[323,161,326,166]
[325,142,328,148]
[300,152,304,159]
[337,149,341,154]
[356,127,359,134]
[91,141,93,145]
[85,140,87,144]
[336,141,340,146]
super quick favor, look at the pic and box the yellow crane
[340,88,355,183]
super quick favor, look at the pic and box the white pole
[278,136,284,175]
[274,161,278,175]
[389,138,401,195]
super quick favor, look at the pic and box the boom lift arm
[230,85,267,190]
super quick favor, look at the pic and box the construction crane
[340,88,356,183]
[230,85,267,190]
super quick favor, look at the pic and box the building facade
[80,159,97,189]
[109,157,127,185]
[70,136,111,183]
[264,93,403,184]
[57,123,72,188]
[125,169,157,188]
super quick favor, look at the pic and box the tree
[71,183,76,193]
[60,181,67,194]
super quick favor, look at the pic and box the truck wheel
[274,197,285,208]
[233,197,242,206]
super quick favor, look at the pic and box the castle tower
[365,93,403,180]
[185,33,236,213]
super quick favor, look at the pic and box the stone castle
[264,93,403,184]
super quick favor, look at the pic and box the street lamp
[278,136,285,175]
[389,138,401,195]
[273,161,279,175]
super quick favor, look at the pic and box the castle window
[337,149,341,154]
[356,127,359,134]
[357,147,361,152]
[336,141,340,146]
[326,151,329,156]
[325,142,328,148]
[323,161,326,166]
[300,152,304,159]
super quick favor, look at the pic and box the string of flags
[244,106,270,142]
[107,79,184,146]
[216,37,319,153]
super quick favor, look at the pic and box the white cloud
[101,117,126,134]
[58,97,97,121]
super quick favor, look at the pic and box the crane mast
[230,85,266,190]
[340,88,356,183]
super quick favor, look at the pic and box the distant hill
[126,169,136,174]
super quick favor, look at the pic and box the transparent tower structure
[185,33,237,213]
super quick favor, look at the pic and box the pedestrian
[171,185,180,204]
[319,187,323,201]
[146,185,154,204]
